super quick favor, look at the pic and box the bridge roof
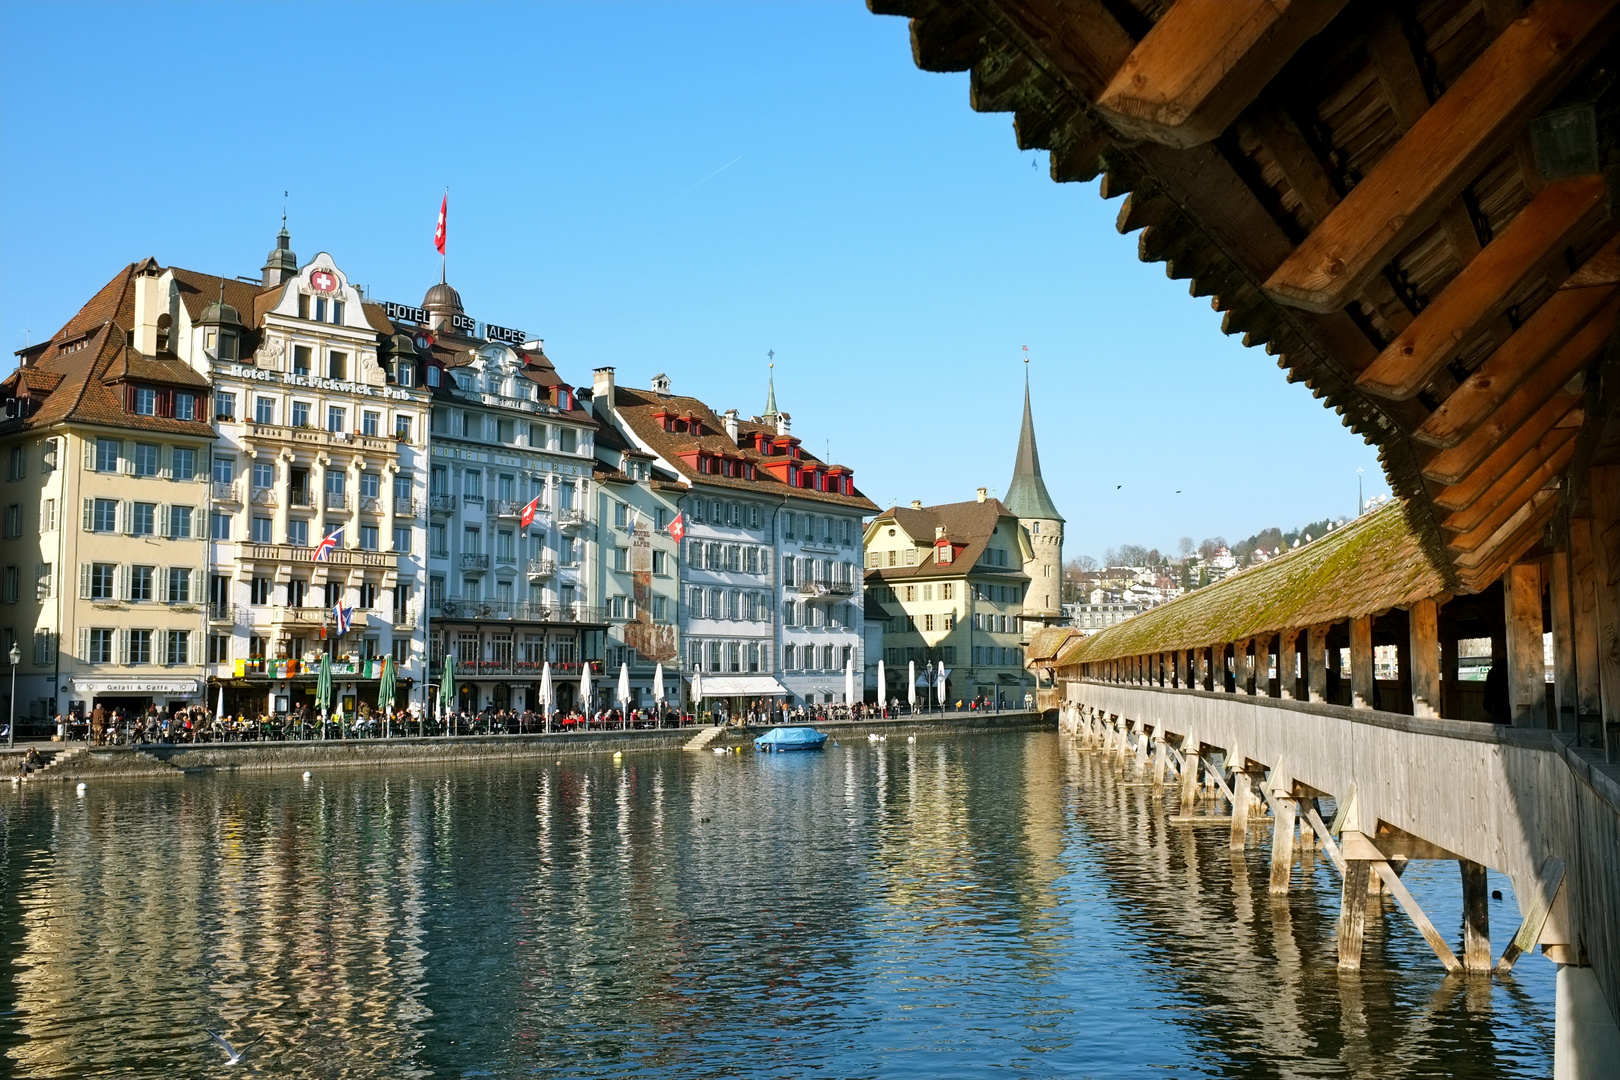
[870,0,1620,594]
[1055,503,1445,666]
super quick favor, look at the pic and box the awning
[696,676,790,697]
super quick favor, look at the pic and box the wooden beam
[1455,489,1560,584]
[1461,860,1492,973]
[1586,466,1620,740]
[1350,614,1375,709]
[1307,623,1329,702]
[1414,275,1620,450]
[1496,854,1566,973]
[1551,549,1578,732]
[1435,423,1577,517]
[1094,0,1351,148]
[1261,0,1620,314]
[1178,730,1201,813]
[1303,804,1348,874]
[1371,857,1464,972]
[1569,516,1604,726]
[1338,859,1372,970]
[1504,561,1548,728]
[1409,598,1442,718]
[1279,629,1299,699]
[1355,178,1610,400]
[1442,435,1579,545]
[1422,389,1586,488]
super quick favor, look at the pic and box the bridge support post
[1270,795,1297,894]
[1555,964,1620,1080]
[1409,599,1442,718]
[1337,860,1371,971]
[1179,734,1201,813]
[1461,859,1491,972]
[1151,731,1167,787]
[1505,562,1549,729]
[1229,757,1252,850]
[1350,616,1375,709]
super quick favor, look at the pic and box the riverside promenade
[2,710,1052,782]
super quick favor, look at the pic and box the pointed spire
[763,352,778,418]
[1004,361,1064,522]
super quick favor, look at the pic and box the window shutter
[120,441,133,474]
[158,506,169,538]
[78,628,90,662]
[79,563,90,599]
[159,568,170,604]
[82,438,94,470]
[116,565,127,602]
[191,569,199,602]
[117,630,128,665]
[82,498,93,531]
[122,501,134,536]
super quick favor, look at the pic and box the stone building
[1004,373,1064,630]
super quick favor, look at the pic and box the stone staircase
[30,746,182,780]
[682,725,727,752]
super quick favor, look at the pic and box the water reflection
[0,732,1553,1077]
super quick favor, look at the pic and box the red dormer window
[652,409,674,433]
[936,540,954,565]
[556,388,574,411]
[690,418,703,437]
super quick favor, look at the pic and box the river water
[0,731,1554,1078]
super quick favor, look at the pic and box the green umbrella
[440,654,456,736]
[316,652,332,740]
[378,656,396,738]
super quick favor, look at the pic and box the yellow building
[863,490,1034,707]
[1,268,217,729]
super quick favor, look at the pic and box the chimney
[131,258,164,356]
[911,500,923,510]
[976,487,987,503]
[592,367,615,408]
[935,526,947,539]
[723,408,740,444]
[776,411,791,436]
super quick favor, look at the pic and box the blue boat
[754,726,828,752]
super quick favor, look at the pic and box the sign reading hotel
[221,364,413,401]
[382,300,523,344]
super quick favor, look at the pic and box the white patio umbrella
[617,662,631,711]
[215,684,225,723]
[540,662,553,732]
[580,662,593,719]
[907,660,917,712]
[876,659,886,713]
[654,662,665,704]
[691,665,704,720]
[935,661,947,709]
[844,656,855,707]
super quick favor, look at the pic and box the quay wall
[15,711,1052,781]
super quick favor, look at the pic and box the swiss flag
[666,512,685,543]
[520,495,541,529]
[434,194,447,255]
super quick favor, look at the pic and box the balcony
[360,496,384,514]
[271,605,369,631]
[526,557,557,581]
[326,492,349,510]
[208,602,236,623]
[395,497,420,517]
[800,580,856,597]
[289,488,314,508]
[250,486,277,508]
[246,423,394,454]
[556,507,585,533]
[212,481,240,503]
[495,549,519,567]
[429,494,457,514]
[462,492,485,506]
[432,598,604,624]
[243,543,399,569]
[460,553,490,573]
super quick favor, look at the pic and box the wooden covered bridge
[869,0,1620,1071]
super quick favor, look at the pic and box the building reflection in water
[0,732,1554,1078]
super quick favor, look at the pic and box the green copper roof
[763,367,778,418]
[1005,379,1063,522]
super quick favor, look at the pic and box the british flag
[314,526,343,561]
[334,604,353,635]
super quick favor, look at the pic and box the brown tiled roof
[864,497,1028,581]
[1027,626,1079,665]
[1055,503,1445,667]
[612,385,877,512]
[103,349,209,388]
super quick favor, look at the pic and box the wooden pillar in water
[1409,599,1441,719]
[1307,625,1329,703]
[1179,734,1201,813]
[1299,797,1319,849]
[1350,615,1375,710]
[1504,562,1548,729]
[1338,860,1371,970]
[1151,731,1167,787]
[1461,860,1491,973]
[1269,794,1297,894]
[1229,753,1251,850]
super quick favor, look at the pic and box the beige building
[863,491,1034,706]
[1,270,218,729]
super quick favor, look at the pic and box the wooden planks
[1444,438,1578,552]
[1496,854,1566,972]
[1355,177,1609,401]
[1262,0,1620,313]
[1409,599,1441,718]
[1422,387,1587,488]
[1373,858,1464,972]
[1435,423,1577,516]
[1095,0,1351,148]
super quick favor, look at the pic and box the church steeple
[1005,368,1063,522]
[763,355,779,419]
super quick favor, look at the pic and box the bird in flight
[1116,485,1122,490]
[205,1029,265,1066]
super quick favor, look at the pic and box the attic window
[937,541,953,566]
[426,367,441,387]
[156,314,171,353]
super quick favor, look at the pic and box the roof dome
[423,281,464,316]
[197,300,243,327]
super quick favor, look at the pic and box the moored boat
[754,726,828,752]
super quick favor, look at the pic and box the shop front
[68,677,201,721]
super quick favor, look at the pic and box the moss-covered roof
[1026,626,1078,664]
[1055,503,1446,666]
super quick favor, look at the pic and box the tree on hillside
[1178,536,1194,559]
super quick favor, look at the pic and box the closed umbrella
[440,654,456,736]
[877,659,886,715]
[580,662,593,723]
[935,661,946,710]
[907,660,916,713]
[215,683,225,738]
[316,652,332,739]
[378,656,396,738]
[653,663,665,704]
[617,662,631,727]
[691,665,703,723]
[844,655,855,708]
[540,661,553,733]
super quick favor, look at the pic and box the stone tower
[1004,371,1065,625]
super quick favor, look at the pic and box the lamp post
[8,642,20,749]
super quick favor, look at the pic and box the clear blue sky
[0,1,1389,562]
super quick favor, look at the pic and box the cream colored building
[1,270,218,727]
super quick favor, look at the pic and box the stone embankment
[5,711,1053,782]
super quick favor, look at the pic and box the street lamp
[8,642,20,749]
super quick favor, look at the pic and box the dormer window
[156,314,172,353]
[427,367,441,387]
[133,388,156,416]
